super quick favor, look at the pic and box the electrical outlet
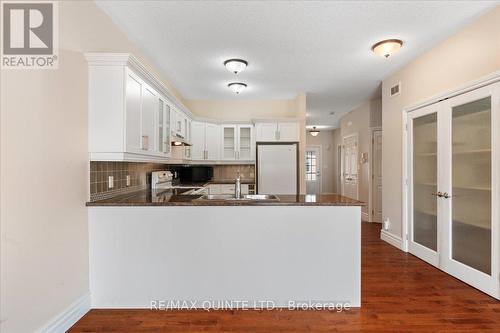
[126,175,130,187]
[108,176,114,189]
[383,218,390,231]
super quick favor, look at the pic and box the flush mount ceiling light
[224,59,248,74]
[228,82,247,94]
[371,39,403,58]
[309,127,320,137]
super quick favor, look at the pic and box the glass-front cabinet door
[157,98,171,156]
[238,125,252,160]
[222,125,236,159]
[408,81,499,299]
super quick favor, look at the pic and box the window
[306,151,317,181]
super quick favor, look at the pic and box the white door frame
[402,70,500,254]
[337,144,342,195]
[369,127,382,223]
[305,145,322,195]
[342,133,359,199]
[402,71,500,299]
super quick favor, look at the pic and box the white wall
[0,1,184,332]
[381,6,500,239]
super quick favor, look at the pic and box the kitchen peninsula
[87,193,363,308]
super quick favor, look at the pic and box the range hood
[171,133,191,146]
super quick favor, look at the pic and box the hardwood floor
[69,223,500,332]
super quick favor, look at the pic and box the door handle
[442,192,453,199]
[431,192,443,197]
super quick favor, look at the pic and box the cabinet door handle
[142,135,149,150]
[431,192,443,197]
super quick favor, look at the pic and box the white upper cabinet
[190,121,220,161]
[255,121,300,142]
[125,71,142,153]
[86,53,190,162]
[255,122,278,141]
[205,123,220,160]
[278,122,299,141]
[157,97,171,156]
[141,83,157,152]
[190,121,206,160]
[221,124,254,160]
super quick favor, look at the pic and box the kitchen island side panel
[89,206,361,308]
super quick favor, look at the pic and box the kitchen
[2,1,500,332]
[85,53,363,309]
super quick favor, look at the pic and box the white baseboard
[40,292,91,333]
[361,212,369,222]
[380,230,403,250]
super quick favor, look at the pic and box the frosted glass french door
[409,82,499,298]
[440,84,499,297]
[408,105,441,267]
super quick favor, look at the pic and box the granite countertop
[86,189,364,207]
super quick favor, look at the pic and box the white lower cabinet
[406,81,500,299]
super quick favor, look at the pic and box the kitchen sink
[198,194,280,201]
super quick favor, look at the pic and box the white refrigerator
[256,143,299,195]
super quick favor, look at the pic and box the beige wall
[0,1,184,332]
[306,130,340,194]
[340,99,381,217]
[382,6,500,238]
[184,98,300,120]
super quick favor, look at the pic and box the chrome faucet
[235,172,242,199]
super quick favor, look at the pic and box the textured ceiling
[96,0,498,128]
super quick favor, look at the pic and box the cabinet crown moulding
[84,52,192,119]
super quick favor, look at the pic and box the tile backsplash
[89,162,255,201]
[213,165,255,181]
[89,162,172,201]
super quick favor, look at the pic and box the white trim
[342,133,359,199]
[380,230,403,250]
[369,127,382,223]
[402,71,500,254]
[361,211,369,222]
[403,70,500,113]
[85,53,193,119]
[39,293,91,333]
[305,144,322,195]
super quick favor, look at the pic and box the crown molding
[84,52,193,118]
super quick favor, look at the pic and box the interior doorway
[305,146,321,195]
[370,129,382,223]
[342,134,359,199]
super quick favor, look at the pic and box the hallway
[70,223,500,332]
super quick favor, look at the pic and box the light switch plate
[108,176,114,189]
